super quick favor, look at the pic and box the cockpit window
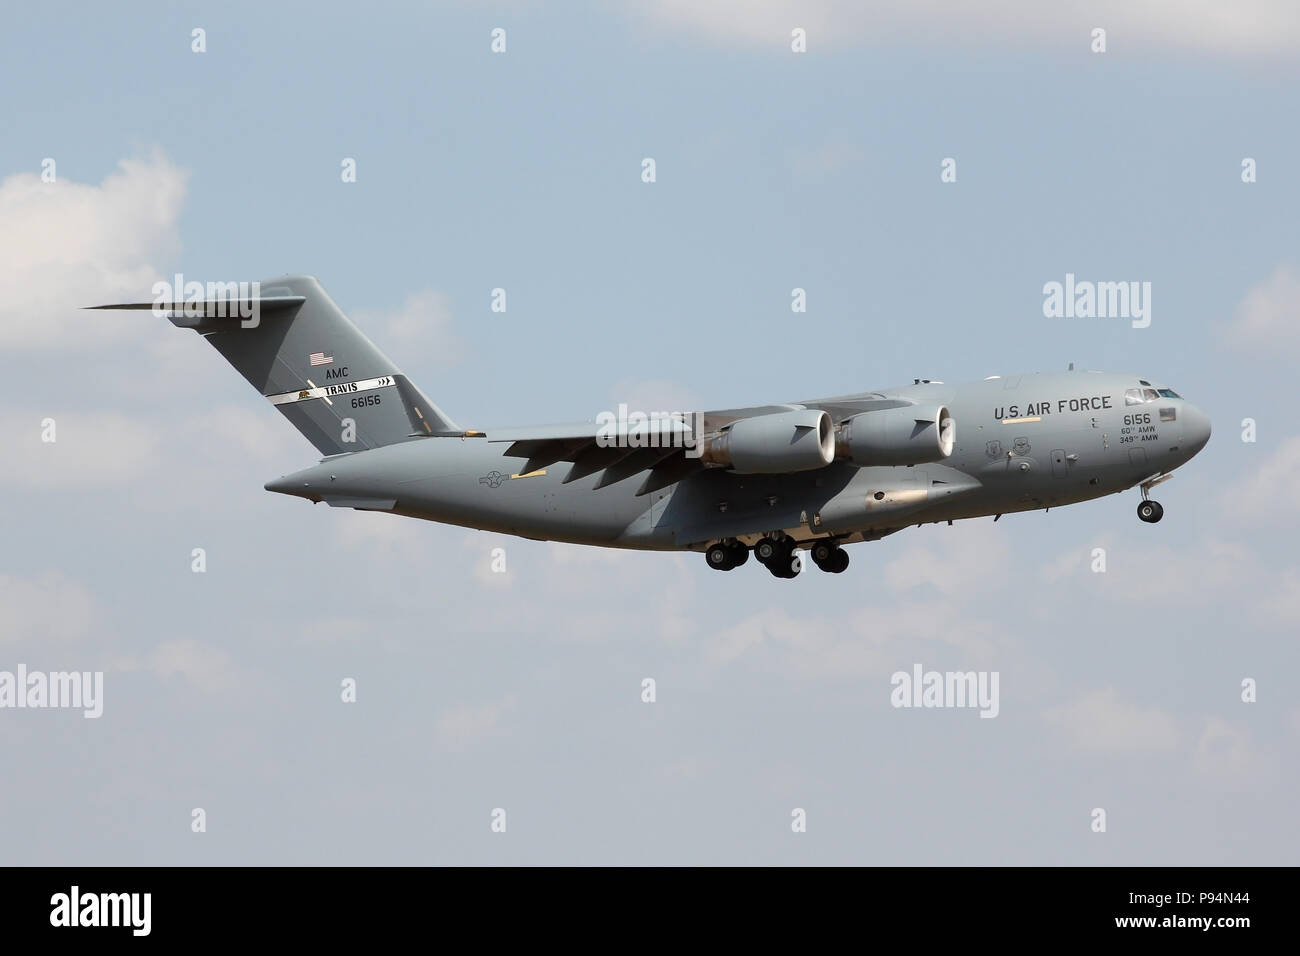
[1126,387,1169,405]
[1157,388,1181,398]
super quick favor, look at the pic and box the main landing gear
[756,536,802,579]
[705,540,750,570]
[809,540,850,574]
[705,536,850,577]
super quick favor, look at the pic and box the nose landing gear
[1137,473,1172,524]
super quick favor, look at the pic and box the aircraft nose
[1183,404,1211,456]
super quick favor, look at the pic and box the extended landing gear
[1137,500,1164,523]
[755,536,802,579]
[1137,473,1172,524]
[709,536,850,577]
[754,537,781,564]
[810,540,850,573]
[705,540,750,571]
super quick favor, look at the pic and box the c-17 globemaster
[93,276,1211,579]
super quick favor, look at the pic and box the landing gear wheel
[706,543,736,570]
[810,541,836,566]
[767,543,802,579]
[811,541,851,574]
[754,537,781,565]
[1137,500,1164,523]
[728,543,749,567]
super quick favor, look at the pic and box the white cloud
[1039,545,1088,583]
[357,289,459,367]
[333,507,432,557]
[0,404,297,497]
[1221,435,1300,526]
[189,405,302,469]
[435,697,514,752]
[625,0,1300,56]
[1223,264,1300,357]
[607,379,705,417]
[96,331,235,403]
[0,572,97,646]
[115,638,242,694]
[0,151,187,349]
[1288,708,1300,740]
[1093,536,1254,606]
[704,593,1002,679]
[1045,688,1180,754]
[705,606,780,667]
[883,520,1010,599]
[790,140,864,181]
[0,411,162,487]
[1259,567,1300,626]
[1193,717,1273,786]
[1070,524,1300,631]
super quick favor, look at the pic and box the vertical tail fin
[95,274,457,456]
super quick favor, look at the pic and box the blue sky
[1,1,1297,864]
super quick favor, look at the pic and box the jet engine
[835,405,955,466]
[699,409,835,474]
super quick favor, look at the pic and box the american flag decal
[309,351,334,366]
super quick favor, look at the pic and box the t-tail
[90,275,458,456]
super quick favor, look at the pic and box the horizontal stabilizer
[88,296,310,333]
[86,296,306,312]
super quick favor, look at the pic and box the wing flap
[592,448,678,489]
[635,452,704,496]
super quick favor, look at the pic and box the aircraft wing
[791,394,916,420]
[481,393,916,495]
[487,418,700,496]
[694,394,914,432]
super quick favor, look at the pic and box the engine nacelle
[699,409,835,474]
[835,406,955,466]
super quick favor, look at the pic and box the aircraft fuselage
[266,370,1211,554]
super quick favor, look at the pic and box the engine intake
[835,406,955,466]
[699,409,835,474]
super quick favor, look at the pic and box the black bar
[0,866,1280,941]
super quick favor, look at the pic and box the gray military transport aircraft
[94,276,1211,579]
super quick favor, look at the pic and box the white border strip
[267,375,397,406]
